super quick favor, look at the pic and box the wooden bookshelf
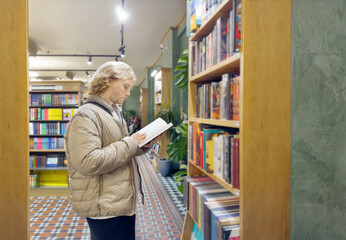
[153,67,172,160]
[154,67,172,116]
[29,80,84,190]
[182,0,291,239]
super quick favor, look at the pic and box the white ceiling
[28,0,186,85]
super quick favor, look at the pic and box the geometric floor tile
[30,154,186,240]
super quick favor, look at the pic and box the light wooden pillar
[0,0,29,239]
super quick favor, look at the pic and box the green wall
[291,0,346,239]
[146,20,189,123]
[123,86,140,116]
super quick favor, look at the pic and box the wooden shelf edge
[190,54,240,82]
[30,149,66,153]
[29,105,79,108]
[30,168,68,171]
[188,161,240,196]
[189,117,240,128]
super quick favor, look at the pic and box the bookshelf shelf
[29,80,84,189]
[30,167,68,171]
[190,53,240,83]
[29,120,70,123]
[182,0,290,239]
[30,149,65,153]
[29,105,79,108]
[189,117,240,128]
[188,161,239,195]
[30,135,64,137]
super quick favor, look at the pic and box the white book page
[137,117,173,147]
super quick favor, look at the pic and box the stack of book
[185,176,240,240]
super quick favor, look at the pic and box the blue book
[191,222,204,240]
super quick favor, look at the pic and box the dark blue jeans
[86,215,136,240]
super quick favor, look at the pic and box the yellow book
[48,108,62,120]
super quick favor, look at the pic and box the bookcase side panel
[241,0,291,239]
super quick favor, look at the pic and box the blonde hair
[89,61,136,95]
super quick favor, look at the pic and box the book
[137,117,173,147]
[191,222,204,240]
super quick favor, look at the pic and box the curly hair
[89,61,136,95]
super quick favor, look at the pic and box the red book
[200,130,204,169]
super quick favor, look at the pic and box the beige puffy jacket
[65,95,146,218]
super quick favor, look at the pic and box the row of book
[30,154,67,169]
[29,174,40,188]
[29,137,65,150]
[188,123,240,188]
[29,93,79,106]
[29,108,76,121]
[185,176,240,240]
[190,0,226,33]
[29,122,69,135]
[196,73,240,121]
[190,0,241,76]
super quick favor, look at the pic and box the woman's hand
[131,132,147,144]
[141,133,163,149]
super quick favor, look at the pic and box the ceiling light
[116,5,128,23]
[151,65,161,78]
[87,56,92,65]
[86,71,91,77]
[29,71,39,78]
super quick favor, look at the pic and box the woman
[64,61,158,239]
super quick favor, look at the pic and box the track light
[87,56,92,65]
[86,71,90,77]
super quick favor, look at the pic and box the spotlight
[86,71,90,77]
[116,5,128,23]
[118,45,125,52]
[151,65,161,77]
[87,56,92,65]
[121,51,125,58]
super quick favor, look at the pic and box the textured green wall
[291,1,346,239]
[123,86,140,115]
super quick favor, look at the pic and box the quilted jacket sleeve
[67,115,138,176]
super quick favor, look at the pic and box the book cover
[203,128,223,172]
[137,117,173,147]
[211,81,220,119]
[191,222,204,240]
[235,0,241,52]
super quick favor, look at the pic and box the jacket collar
[86,94,122,113]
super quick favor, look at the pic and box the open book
[137,117,173,147]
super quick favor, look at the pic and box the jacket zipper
[99,175,103,214]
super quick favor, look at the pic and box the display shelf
[30,167,68,171]
[188,160,239,196]
[29,149,66,153]
[29,80,84,190]
[190,53,240,83]
[182,0,291,239]
[189,117,240,128]
[29,105,78,108]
